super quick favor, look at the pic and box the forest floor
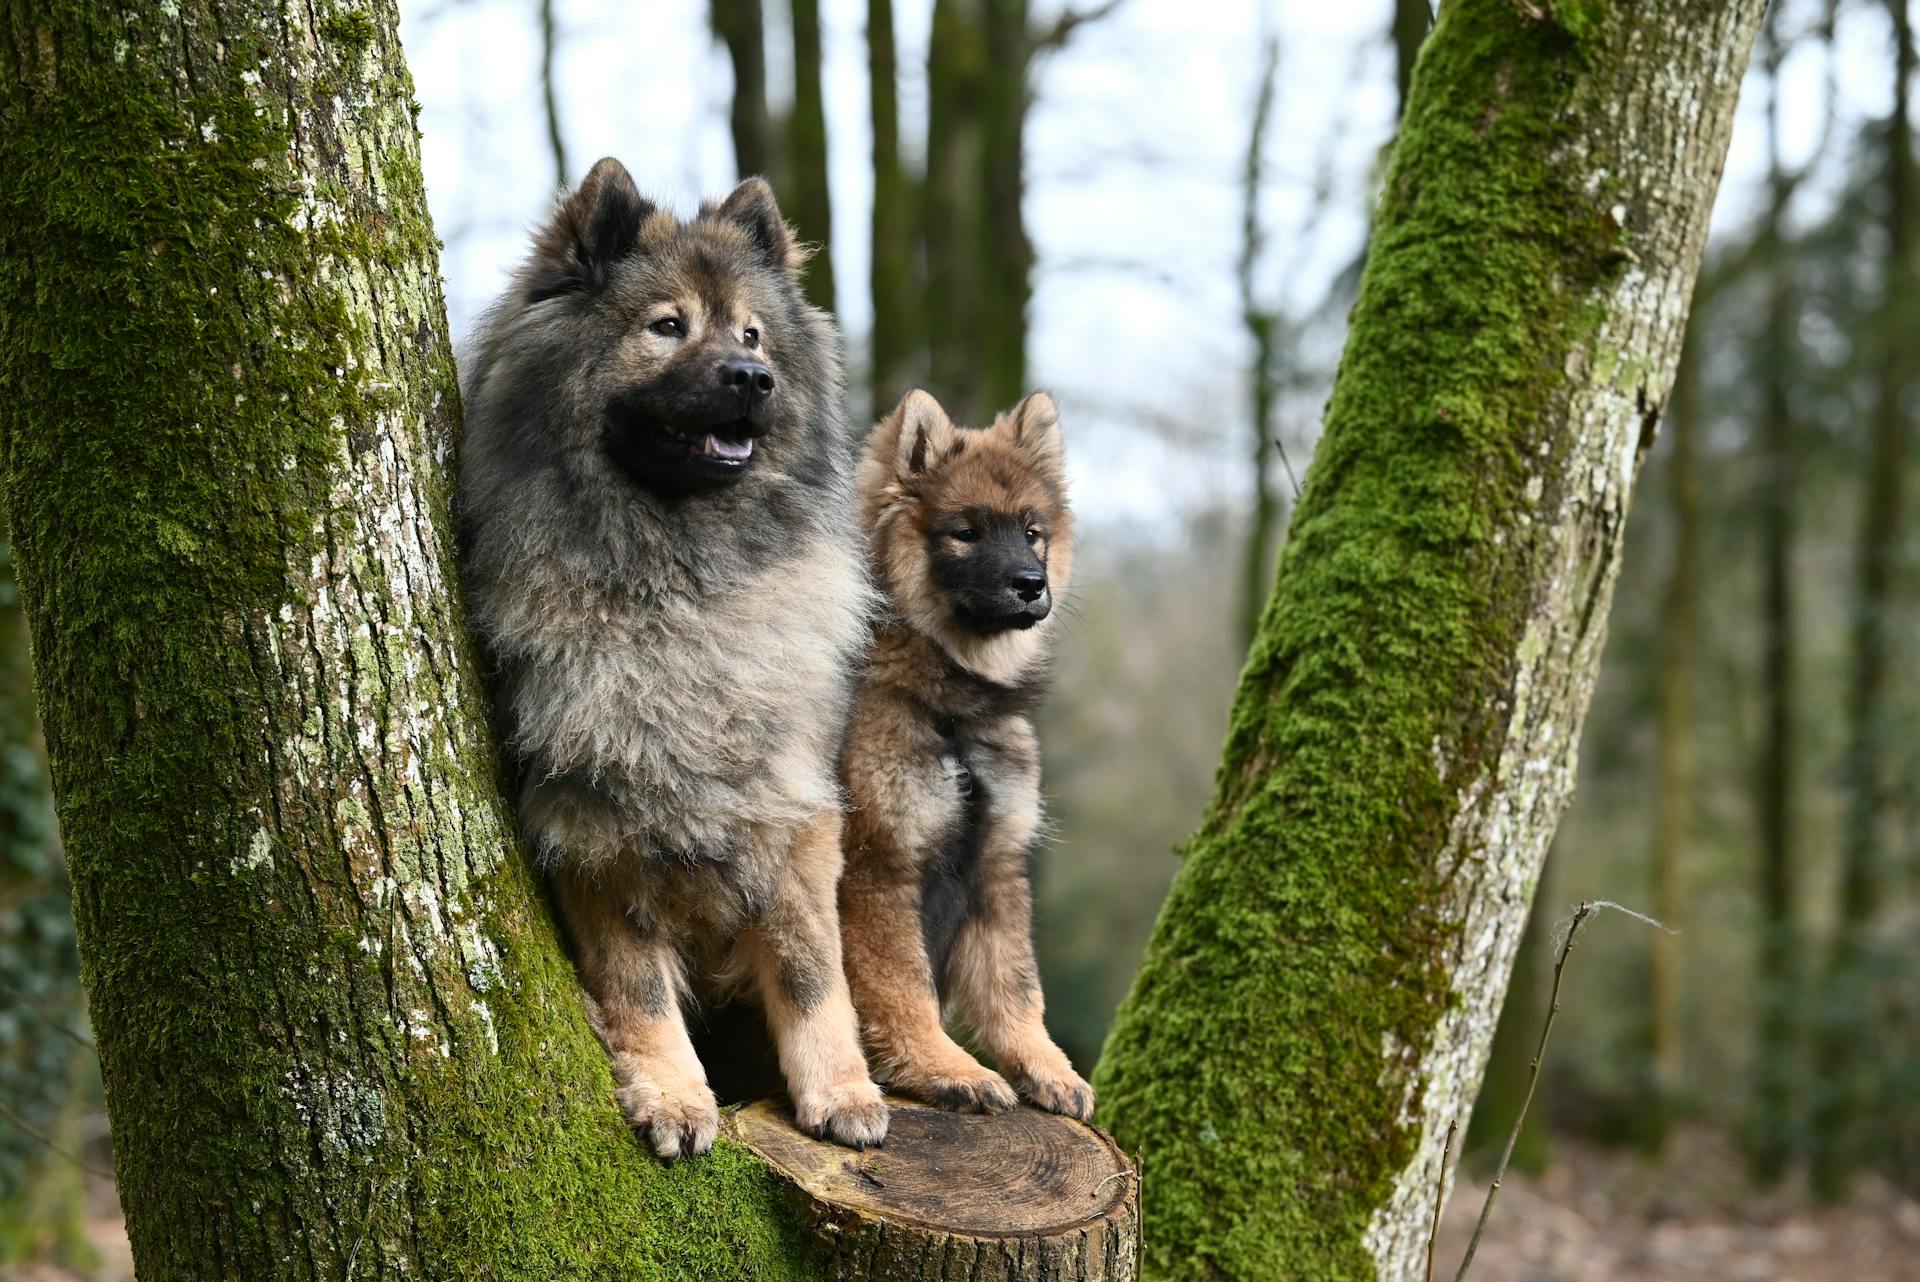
[5,1126,1917,1280]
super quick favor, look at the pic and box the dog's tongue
[705,433,754,461]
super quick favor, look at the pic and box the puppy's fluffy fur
[457,158,885,1158]
[839,389,1092,1120]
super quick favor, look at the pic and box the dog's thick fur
[456,157,886,1158]
[839,389,1092,1119]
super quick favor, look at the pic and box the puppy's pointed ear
[710,177,807,279]
[525,157,654,301]
[1005,391,1064,475]
[892,389,959,477]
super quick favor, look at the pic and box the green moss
[0,5,819,1279]
[1092,3,1626,1279]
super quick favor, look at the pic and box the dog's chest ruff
[501,535,869,860]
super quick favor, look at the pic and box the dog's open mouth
[663,420,756,463]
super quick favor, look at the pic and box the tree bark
[785,0,838,313]
[1812,0,1915,1198]
[713,0,773,181]
[867,0,919,420]
[1092,4,1765,1279]
[0,4,824,1278]
[1392,0,1430,119]
[1748,11,1800,1184]
[1646,314,1702,1155]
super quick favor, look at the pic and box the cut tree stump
[727,1098,1139,1279]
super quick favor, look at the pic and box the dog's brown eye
[743,326,759,348]
[650,317,684,338]
[951,527,980,543]
[1025,527,1042,543]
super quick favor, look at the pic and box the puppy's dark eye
[951,527,980,544]
[650,317,685,338]
[1025,527,1043,543]
[743,326,760,348]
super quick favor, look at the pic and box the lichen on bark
[1091,3,1766,1279]
[0,3,817,1278]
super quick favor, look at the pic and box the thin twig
[1274,434,1303,500]
[1453,901,1594,1282]
[0,1099,113,1181]
[0,981,95,1051]
[1427,1119,1455,1282]
[1031,0,1126,54]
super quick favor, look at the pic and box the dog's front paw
[795,1078,891,1149]
[1015,1066,1095,1121]
[893,1059,1019,1115]
[619,1078,720,1160]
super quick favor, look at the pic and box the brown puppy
[839,389,1092,1119]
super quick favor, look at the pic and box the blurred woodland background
[3,0,1917,1277]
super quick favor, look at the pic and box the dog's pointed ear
[1005,391,1064,475]
[711,177,807,280]
[893,389,959,477]
[525,157,654,301]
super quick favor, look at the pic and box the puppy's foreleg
[840,839,1017,1114]
[948,847,1093,1121]
[550,866,718,1159]
[751,810,890,1148]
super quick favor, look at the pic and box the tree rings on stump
[727,1098,1139,1280]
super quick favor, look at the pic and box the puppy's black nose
[720,359,775,405]
[1011,570,1046,602]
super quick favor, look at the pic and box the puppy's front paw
[1015,1067,1095,1121]
[795,1078,891,1149]
[619,1078,720,1160]
[894,1060,1019,1115]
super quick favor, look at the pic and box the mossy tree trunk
[1093,3,1765,1279]
[0,5,836,1279]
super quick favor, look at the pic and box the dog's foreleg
[947,830,1094,1121]
[549,866,719,1159]
[839,834,1018,1114]
[749,809,891,1148]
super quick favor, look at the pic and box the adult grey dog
[455,156,885,1159]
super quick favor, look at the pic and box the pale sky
[397,0,1904,528]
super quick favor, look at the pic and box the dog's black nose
[1011,570,1046,602]
[720,359,774,405]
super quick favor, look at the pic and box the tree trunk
[1092,4,1765,1279]
[1748,13,1800,1184]
[1647,313,1703,1153]
[867,0,919,421]
[785,0,837,313]
[713,0,773,181]
[0,5,820,1278]
[925,0,993,422]
[1812,0,1914,1198]
[1239,32,1282,647]
[979,0,1033,414]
